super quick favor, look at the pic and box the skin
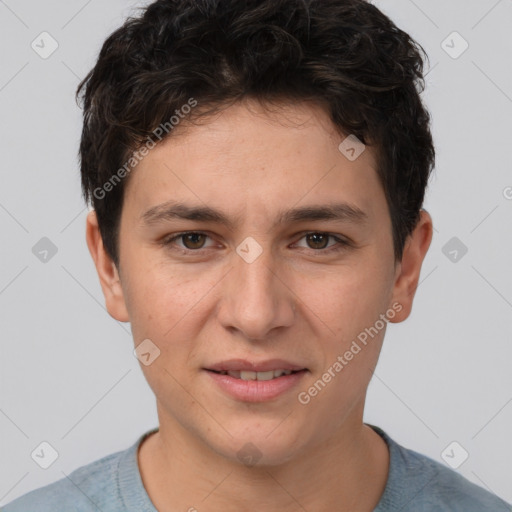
[86,98,432,512]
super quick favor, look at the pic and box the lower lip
[204,370,308,402]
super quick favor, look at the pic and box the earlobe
[85,210,130,322]
[388,210,433,323]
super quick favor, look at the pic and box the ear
[388,209,433,323]
[85,210,130,322]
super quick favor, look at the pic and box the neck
[138,410,389,512]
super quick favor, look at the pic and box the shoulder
[397,445,511,511]
[1,448,126,512]
[370,425,511,512]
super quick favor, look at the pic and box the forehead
[122,99,383,225]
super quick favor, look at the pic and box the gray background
[1,0,511,506]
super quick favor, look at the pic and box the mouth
[203,359,309,402]
[204,358,308,378]
[207,369,305,380]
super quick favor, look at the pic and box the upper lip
[205,359,307,372]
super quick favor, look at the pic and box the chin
[206,420,308,468]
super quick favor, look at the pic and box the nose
[217,246,296,340]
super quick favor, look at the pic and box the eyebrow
[140,200,368,230]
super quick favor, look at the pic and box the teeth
[255,370,275,381]
[222,369,295,380]
[273,370,293,378]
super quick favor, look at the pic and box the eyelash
[160,231,351,255]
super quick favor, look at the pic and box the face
[87,99,432,466]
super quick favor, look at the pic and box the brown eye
[181,233,207,249]
[306,233,330,249]
[161,231,216,253]
[293,232,350,254]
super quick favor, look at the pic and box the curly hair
[77,0,435,267]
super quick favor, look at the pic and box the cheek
[293,258,394,339]
[123,258,215,345]
[125,266,213,394]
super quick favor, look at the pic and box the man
[3,0,510,510]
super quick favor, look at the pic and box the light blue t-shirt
[2,424,510,511]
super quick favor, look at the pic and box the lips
[203,359,309,401]
[205,358,307,373]
[205,364,308,402]
[210,369,298,381]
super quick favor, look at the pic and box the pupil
[184,233,205,249]
[308,233,328,249]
